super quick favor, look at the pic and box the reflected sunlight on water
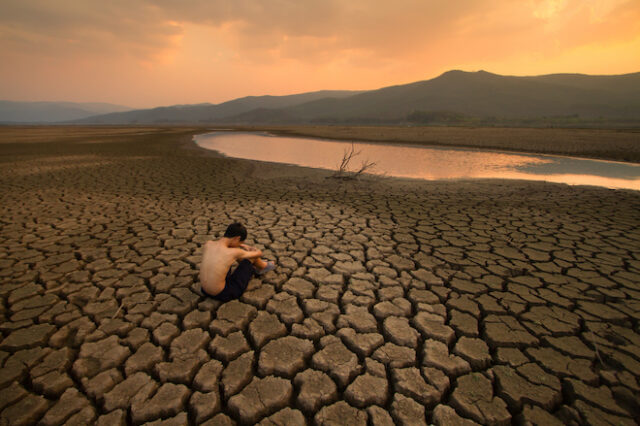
[195,132,640,190]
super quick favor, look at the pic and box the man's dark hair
[224,222,247,241]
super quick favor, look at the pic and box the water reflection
[195,132,640,190]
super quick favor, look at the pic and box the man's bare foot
[256,261,276,275]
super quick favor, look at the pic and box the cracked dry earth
[0,127,639,426]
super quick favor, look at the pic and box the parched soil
[0,126,639,425]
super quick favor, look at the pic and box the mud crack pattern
[0,127,639,425]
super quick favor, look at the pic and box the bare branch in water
[331,142,376,180]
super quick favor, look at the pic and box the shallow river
[195,131,640,191]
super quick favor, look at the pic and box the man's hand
[240,243,257,251]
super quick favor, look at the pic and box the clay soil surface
[0,126,639,425]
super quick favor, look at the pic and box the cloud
[0,1,180,59]
[1,0,638,64]
[0,0,638,107]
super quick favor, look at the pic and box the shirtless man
[199,222,275,302]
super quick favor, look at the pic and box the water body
[195,131,640,191]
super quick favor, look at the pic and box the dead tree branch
[330,143,376,180]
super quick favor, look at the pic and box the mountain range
[4,70,640,126]
[0,101,131,123]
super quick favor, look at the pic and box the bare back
[200,240,242,295]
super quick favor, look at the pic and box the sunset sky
[1,0,639,108]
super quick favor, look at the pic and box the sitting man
[199,222,275,302]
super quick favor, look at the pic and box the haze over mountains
[4,70,640,126]
[0,101,131,123]
[75,90,364,126]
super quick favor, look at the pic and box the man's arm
[235,247,263,260]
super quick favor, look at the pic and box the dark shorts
[203,259,255,302]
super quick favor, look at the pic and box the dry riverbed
[0,126,639,425]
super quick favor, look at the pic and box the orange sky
[1,0,639,108]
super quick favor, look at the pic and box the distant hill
[0,101,132,123]
[73,70,640,127]
[237,70,640,125]
[74,90,364,125]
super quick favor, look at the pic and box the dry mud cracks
[0,127,639,425]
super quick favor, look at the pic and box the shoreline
[191,130,640,192]
[195,128,640,167]
[224,124,640,164]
